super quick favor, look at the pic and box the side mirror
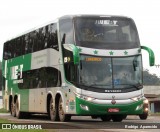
[141,46,155,66]
[63,44,80,65]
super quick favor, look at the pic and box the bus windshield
[75,17,140,49]
[79,55,142,90]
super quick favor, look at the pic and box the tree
[143,69,160,85]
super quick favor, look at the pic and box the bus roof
[59,14,131,19]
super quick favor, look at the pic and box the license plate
[108,108,119,112]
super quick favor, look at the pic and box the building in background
[144,86,160,113]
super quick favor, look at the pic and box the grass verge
[0,108,9,113]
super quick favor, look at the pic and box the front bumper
[76,97,144,115]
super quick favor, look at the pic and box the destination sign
[95,20,118,26]
[85,57,102,62]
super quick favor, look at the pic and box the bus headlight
[143,98,149,113]
[144,108,148,112]
[85,96,95,101]
[76,93,95,102]
[80,104,89,111]
[131,95,143,102]
[143,99,148,104]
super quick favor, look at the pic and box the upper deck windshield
[75,16,140,49]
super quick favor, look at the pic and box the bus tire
[11,101,16,117]
[122,115,127,119]
[111,115,123,122]
[58,97,71,122]
[91,115,98,119]
[50,97,58,121]
[15,98,23,119]
[139,113,148,120]
[100,115,111,121]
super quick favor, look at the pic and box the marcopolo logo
[11,64,23,84]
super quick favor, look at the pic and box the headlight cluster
[143,98,149,113]
[76,93,95,102]
[143,99,149,104]
[131,95,143,101]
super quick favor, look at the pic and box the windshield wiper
[121,84,142,89]
[88,83,111,87]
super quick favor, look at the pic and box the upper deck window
[75,17,140,49]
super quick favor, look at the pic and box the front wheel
[58,97,71,122]
[139,113,148,120]
[100,115,111,121]
[122,115,127,119]
[111,115,123,122]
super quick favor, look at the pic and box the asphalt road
[0,113,160,131]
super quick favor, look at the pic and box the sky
[0,0,160,76]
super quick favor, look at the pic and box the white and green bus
[2,15,154,122]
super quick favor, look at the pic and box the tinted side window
[21,36,25,55]
[3,39,20,60]
[3,36,22,60]
[15,38,22,57]
[3,23,59,59]
[39,67,61,87]
[30,31,37,52]
[25,34,31,54]
[3,42,11,60]
[48,24,59,50]
[59,18,74,44]
[18,67,61,89]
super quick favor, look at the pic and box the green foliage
[0,118,11,123]
[143,69,160,85]
[0,61,1,69]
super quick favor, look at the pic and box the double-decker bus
[2,15,154,122]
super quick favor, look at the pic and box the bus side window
[43,67,60,87]
[59,18,74,45]
[41,27,46,50]
[25,34,30,54]
[44,26,49,49]
[37,28,44,51]
[21,35,25,55]
[25,33,33,54]
[11,40,15,57]
[16,38,22,57]
[30,31,38,52]
[48,23,59,50]
[9,42,14,59]
[3,42,11,60]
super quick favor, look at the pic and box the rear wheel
[11,101,16,117]
[15,98,24,119]
[50,98,58,121]
[58,97,71,122]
